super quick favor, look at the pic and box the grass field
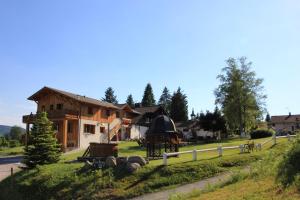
[169,137,300,200]
[0,136,289,200]
[0,146,24,156]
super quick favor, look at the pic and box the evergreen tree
[158,87,172,114]
[141,83,156,107]
[126,94,135,108]
[102,87,118,104]
[24,112,61,168]
[170,87,188,122]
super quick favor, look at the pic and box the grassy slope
[170,138,300,200]
[189,177,300,200]
[0,137,282,200]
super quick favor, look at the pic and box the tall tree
[102,87,118,104]
[158,87,172,114]
[126,94,135,108]
[24,112,61,168]
[141,83,156,107]
[215,57,267,135]
[9,126,24,141]
[170,87,188,122]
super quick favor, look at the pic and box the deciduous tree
[215,57,266,135]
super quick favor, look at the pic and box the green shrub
[294,174,300,191]
[0,136,9,147]
[250,129,274,139]
[276,135,300,187]
[9,140,20,147]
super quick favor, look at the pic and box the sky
[0,0,299,127]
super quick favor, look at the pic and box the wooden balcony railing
[23,109,79,123]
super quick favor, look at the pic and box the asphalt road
[0,156,24,181]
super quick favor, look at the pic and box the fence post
[239,144,244,153]
[163,153,168,166]
[10,167,13,189]
[272,134,277,145]
[287,134,291,142]
[192,150,197,161]
[217,146,223,157]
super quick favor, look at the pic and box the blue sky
[0,1,299,127]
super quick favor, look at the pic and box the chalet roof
[115,104,141,115]
[134,105,164,115]
[175,120,198,129]
[28,86,120,109]
[271,114,300,123]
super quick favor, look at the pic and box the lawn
[0,146,24,156]
[0,137,288,200]
[177,176,300,200]
[169,137,300,200]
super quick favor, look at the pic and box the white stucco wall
[130,125,148,139]
[196,130,214,138]
[79,119,108,149]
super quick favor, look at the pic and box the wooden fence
[162,134,297,165]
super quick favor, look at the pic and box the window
[41,105,45,112]
[57,104,63,110]
[100,126,105,133]
[88,107,93,115]
[116,111,120,118]
[50,104,54,111]
[106,110,111,117]
[84,124,95,134]
[67,122,73,133]
[292,126,295,131]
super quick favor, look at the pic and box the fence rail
[163,134,297,165]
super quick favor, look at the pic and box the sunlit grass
[0,146,24,156]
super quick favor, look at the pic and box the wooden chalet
[23,87,140,152]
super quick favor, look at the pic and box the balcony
[23,109,79,123]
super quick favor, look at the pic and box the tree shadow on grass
[125,165,164,190]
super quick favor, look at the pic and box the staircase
[102,118,122,142]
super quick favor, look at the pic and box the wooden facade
[23,87,140,152]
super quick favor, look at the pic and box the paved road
[130,172,233,200]
[0,156,24,181]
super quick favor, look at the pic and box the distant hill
[0,125,26,136]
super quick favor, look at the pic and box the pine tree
[158,87,171,114]
[170,87,188,122]
[126,94,135,108]
[102,87,118,104]
[141,83,156,107]
[24,112,61,168]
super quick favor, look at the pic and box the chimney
[289,112,291,116]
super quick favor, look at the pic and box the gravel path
[130,172,234,200]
